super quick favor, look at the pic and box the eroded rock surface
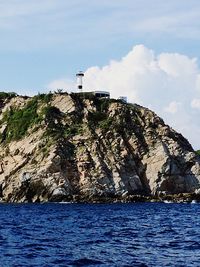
[0,92,199,202]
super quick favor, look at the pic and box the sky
[0,0,200,148]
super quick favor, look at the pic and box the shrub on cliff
[0,92,17,100]
[1,98,41,142]
[196,150,200,156]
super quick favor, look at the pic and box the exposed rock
[0,92,199,203]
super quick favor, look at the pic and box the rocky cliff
[0,92,199,203]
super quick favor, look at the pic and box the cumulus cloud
[48,45,200,149]
[191,98,200,110]
[164,101,182,114]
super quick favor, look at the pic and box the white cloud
[48,44,200,149]
[0,0,200,51]
[83,45,198,105]
[82,45,200,149]
[195,75,200,91]
[164,101,181,114]
[191,98,200,110]
[158,53,198,77]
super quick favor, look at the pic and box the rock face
[0,92,199,202]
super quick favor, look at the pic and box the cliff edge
[0,92,199,202]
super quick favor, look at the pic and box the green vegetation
[0,92,129,143]
[43,106,64,139]
[98,117,113,131]
[1,98,42,142]
[36,92,53,103]
[0,93,53,143]
[88,111,107,122]
[0,93,84,144]
[70,93,126,133]
[70,92,123,112]
[0,92,17,100]
[94,97,122,113]
[88,111,113,131]
[64,123,83,136]
[39,137,54,158]
[196,150,200,156]
[43,105,83,139]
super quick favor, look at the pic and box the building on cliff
[76,71,110,98]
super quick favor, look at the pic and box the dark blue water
[1,203,200,267]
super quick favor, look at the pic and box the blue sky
[0,0,200,92]
[1,0,200,148]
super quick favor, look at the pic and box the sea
[0,202,200,267]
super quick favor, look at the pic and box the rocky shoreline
[0,193,198,204]
[75,193,200,203]
[53,193,200,204]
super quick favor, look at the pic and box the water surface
[0,202,200,266]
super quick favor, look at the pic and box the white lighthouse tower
[76,71,84,92]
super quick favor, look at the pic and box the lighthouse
[76,71,84,92]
